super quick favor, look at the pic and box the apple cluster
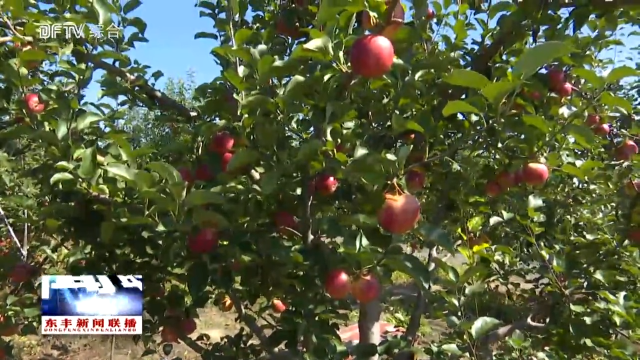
[485,162,550,197]
[324,270,381,304]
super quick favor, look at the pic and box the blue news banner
[41,275,144,334]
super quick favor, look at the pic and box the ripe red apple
[188,228,218,254]
[161,326,179,343]
[315,174,338,195]
[405,170,426,192]
[324,269,351,299]
[426,8,435,20]
[406,151,425,165]
[593,123,610,136]
[221,152,233,172]
[350,34,395,78]
[615,140,638,161]
[586,114,600,127]
[272,299,286,313]
[351,275,381,304]
[9,262,33,283]
[179,167,194,184]
[485,181,501,197]
[24,93,45,114]
[513,169,525,185]
[209,131,234,154]
[547,68,565,89]
[180,318,197,336]
[377,193,421,234]
[555,82,573,98]
[195,164,213,181]
[496,171,515,190]
[276,18,302,39]
[521,163,549,186]
[275,211,297,235]
[629,228,640,244]
[525,90,542,101]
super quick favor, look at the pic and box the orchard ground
[6,253,517,360]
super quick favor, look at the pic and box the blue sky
[84,0,638,101]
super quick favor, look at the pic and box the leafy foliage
[0,0,639,359]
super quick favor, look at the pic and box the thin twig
[227,291,275,356]
[0,205,27,260]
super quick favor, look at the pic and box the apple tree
[0,0,640,359]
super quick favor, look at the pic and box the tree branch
[227,291,275,356]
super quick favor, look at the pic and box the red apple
[629,228,640,244]
[616,139,638,161]
[350,34,395,78]
[209,131,234,154]
[324,269,351,299]
[161,326,179,343]
[188,228,218,254]
[315,174,338,195]
[513,169,525,185]
[9,262,33,283]
[593,123,610,136]
[547,68,565,89]
[405,170,426,192]
[406,151,425,165]
[426,8,435,20]
[586,114,600,127]
[496,171,515,190]
[485,181,501,197]
[179,167,194,184]
[180,318,197,336]
[555,82,573,98]
[195,164,213,181]
[525,90,542,101]
[275,211,297,235]
[24,93,45,114]
[276,18,302,39]
[377,193,421,234]
[221,152,233,172]
[351,275,381,304]
[272,299,286,313]
[521,163,549,186]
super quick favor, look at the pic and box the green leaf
[442,100,481,117]
[234,28,253,46]
[561,164,585,180]
[50,172,74,185]
[78,147,98,179]
[122,0,142,14]
[284,75,306,97]
[76,112,103,130]
[527,195,544,209]
[260,171,279,195]
[566,124,597,148]
[101,221,115,241]
[147,162,181,183]
[184,190,226,207]
[440,344,463,355]
[194,32,217,40]
[292,36,333,60]
[606,66,639,83]
[187,261,210,298]
[572,68,604,88]
[391,114,424,135]
[6,295,19,305]
[192,208,230,229]
[296,139,323,162]
[481,81,520,104]
[513,41,575,79]
[522,115,550,133]
[104,164,137,181]
[383,254,431,291]
[470,317,502,339]
[92,0,117,25]
[19,49,47,62]
[226,149,259,173]
[417,223,455,254]
[23,308,40,318]
[443,69,490,89]
[600,92,633,114]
